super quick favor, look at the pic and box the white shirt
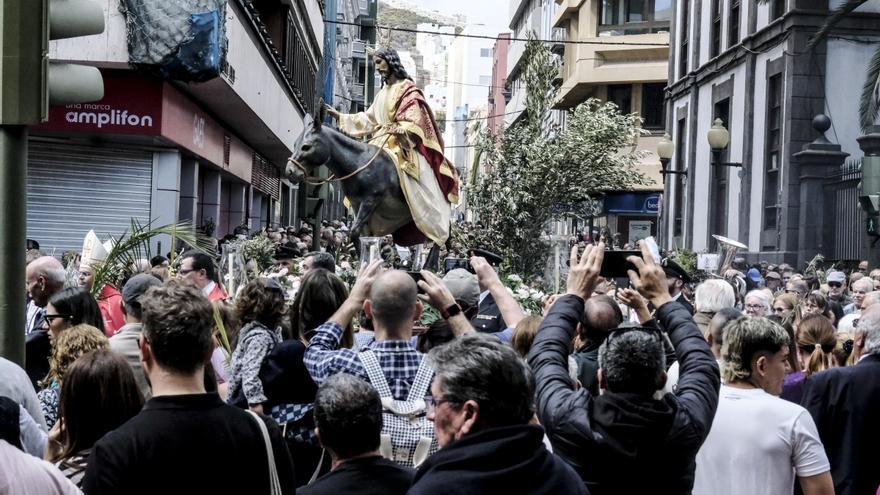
[0,439,82,494]
[692,385,830,495]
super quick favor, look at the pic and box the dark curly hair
[374,48,411,84]
[235,279,286,331]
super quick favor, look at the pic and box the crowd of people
[2,226,879,495]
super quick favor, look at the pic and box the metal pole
[0,126,27,365]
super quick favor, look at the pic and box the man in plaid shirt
[305,261,473,400]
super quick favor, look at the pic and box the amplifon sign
[35,71,163,136]
[63,103,155,129]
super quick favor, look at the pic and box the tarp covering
[119,0,226,82]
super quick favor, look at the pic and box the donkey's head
[287,111,331,183]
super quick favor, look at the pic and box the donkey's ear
[312,111,322,131]
[317,99,326,125]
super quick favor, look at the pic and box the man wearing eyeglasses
[528,241,720,494]
[177,251,227,301]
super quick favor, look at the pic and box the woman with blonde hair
[772,293,798,323]
[37,325,109,429]
[781,314,836,404]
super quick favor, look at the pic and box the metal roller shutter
[27,143,153,255]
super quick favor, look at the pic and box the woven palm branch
[89,218,215,297]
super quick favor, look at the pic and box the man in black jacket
[410,333,586,495]
[83,281,296,494]
[300,373,413,495]
[528,241,720,494]
[801,304,880,495]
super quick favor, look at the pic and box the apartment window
[710,0,722,58]
[710,99,730,244]
[598,0,671,36]
[728,0,740,47]
[641,83,665,129]
[679,0,690,78]
[673,117,687,237]
[608,84,632,114]
[478,75,491,86]
[764,74,782,230]
[771,0,785,20]
[480,48,492,57]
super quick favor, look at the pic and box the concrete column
[250,188,264,233]
[227,182,247,234]
[792,115,849,268]
[178,159,198,224]
[151,151,182,255]
[198,168,222,236]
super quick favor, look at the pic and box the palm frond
[807,0,868,49]
[90,219,214,296]
[860,45,880,131]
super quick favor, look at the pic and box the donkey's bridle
[288,133,392,186]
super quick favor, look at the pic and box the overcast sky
[408,0,511,35]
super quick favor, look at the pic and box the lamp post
[657,133,685,181]
[657,133,685,249]
[707,119,743,169]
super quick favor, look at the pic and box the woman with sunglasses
[43,288,105,340]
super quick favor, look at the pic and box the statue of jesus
[326,48,459,246]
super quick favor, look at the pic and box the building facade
[552,0,668,244]
[326,0,374,114]
[488,34,512,138]
[507,0,567,131]
[664,0,880,266]
[443,25,496,169]
[29,0,324,254]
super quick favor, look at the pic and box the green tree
[465,38,649,276]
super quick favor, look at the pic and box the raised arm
[627,242,719,437]
[305,261,381,383]
[528,243,604,427]
[418,270,474,337]
[471,256,526,329]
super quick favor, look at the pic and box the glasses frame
[42,313,73,325]
[425,396,455,414]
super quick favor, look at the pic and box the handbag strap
[247,410,282,495]
[358,348,394,398]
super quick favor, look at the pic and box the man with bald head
[571,295,623,393]
[305,261,472,400]
[24,256,66,386]
[25,256,66,334]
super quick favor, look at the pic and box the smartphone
[443,258,472,273]
[407,271,426,293]
[600,250,641,278]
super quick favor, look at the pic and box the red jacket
[98,284,126,337]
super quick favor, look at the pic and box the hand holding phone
[600,250,641,278]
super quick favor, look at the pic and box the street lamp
[657,133,686,182]
[708,118,743,168]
